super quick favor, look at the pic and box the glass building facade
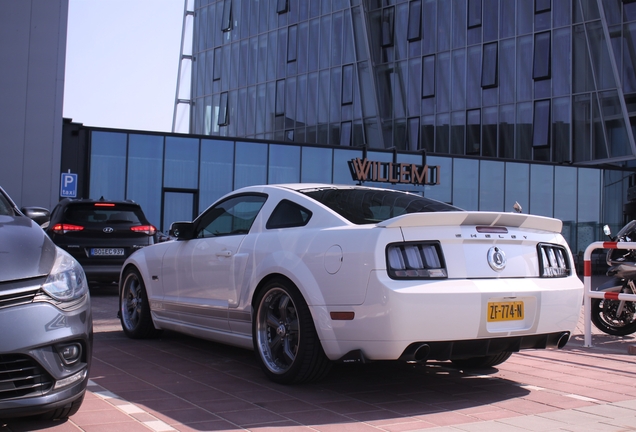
[190,0,636,166]
[73,0,636,269]
[86,128,625,263]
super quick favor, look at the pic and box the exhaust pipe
[410,343,431,363]
[556,332,570,349]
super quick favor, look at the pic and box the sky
[63,0,186,133]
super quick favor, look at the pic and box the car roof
[56,197,141,207]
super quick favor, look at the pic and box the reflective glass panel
[533,99,551,147]
[424,156,452,204]
[577,168,601,253]
[200,139,234,211]
[554,165,577,249]
[479,160,504,211]
[533,31,551,80]
[269,144,300,183]
[301,146,333,183]
[333,148,359,184]
[90,131,126,200]
[453,158,478,210]
[127,134,163,227]
[529,164,553,217]
[164,192,195,233]
[165,137,199,189]
[504,162,529,214]
[235,142,267,188]
[482,42,498,88]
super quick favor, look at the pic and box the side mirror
[603,224,612,238]
[21,206,51,227]
[170,221,195,240]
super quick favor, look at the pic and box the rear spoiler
[377,211,563,234]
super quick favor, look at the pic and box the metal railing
[583,241,636,347]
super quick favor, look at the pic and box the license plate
[487,301,524,322]
[90,248,124,256]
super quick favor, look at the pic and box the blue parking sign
[60,173,78,198]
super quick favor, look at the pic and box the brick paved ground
[2,282,636,432]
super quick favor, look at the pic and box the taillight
[538,243,571,277]
[51,223,84,234]
[386,241,447,279]
[131,225,157,236]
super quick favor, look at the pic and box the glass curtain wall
[89,130,620,256]
[191,0,636,168]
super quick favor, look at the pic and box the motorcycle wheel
[590,298,636,336]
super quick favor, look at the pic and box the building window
[422,54,435,98]
[533,31,551,80]
[535,0,550,13]
[218,92,229,126]
[466,109,481,155]
[532,99,550,147]
[468,0,482,28]
[481,42,498,88]
[340,122,352,146]
[407,0,422,41]
[275,79,285,116]
[213,47,221,81]
[277,0,288,14]
[407,117,420,150]
[221,0,232,32]
[381,7,395,47]
[342,64,354,105]
[288,25,297,62]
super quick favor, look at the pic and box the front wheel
[119,268,161,339]
[252,278,331,384]
[591,298,636,336]
[451,352,513,369]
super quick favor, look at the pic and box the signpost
[60,172,78,198]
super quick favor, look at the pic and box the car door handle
[216,250,232,257]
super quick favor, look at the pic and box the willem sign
[348,158,440,186]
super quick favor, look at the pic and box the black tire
[591,298,636,336]
[119,268,162,339]
[451,351,513,369]
[40,395,84,420]
[252,278,331,384]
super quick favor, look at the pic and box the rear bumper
[315,272,583,361]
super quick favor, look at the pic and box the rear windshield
[301,188,463,225]
[63,203,145,225]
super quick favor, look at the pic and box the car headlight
[42,248,88,301]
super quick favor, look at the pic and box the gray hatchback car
[0,187,92,420]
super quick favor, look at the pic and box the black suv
[46,198,156,286]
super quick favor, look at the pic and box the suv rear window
[301,188,462,225]
[63,203,145,225]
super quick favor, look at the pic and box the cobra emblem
[487,247,506,271]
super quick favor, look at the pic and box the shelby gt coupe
[119,184,583,384]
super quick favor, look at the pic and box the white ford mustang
[118,184,583,383]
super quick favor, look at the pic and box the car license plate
[487,301,524,322]
[90,248,124,256]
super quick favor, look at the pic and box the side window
[266,199,312,229]
[0,193,13,216]
[197,194,267,238]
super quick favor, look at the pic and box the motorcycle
[590,221,636,336]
